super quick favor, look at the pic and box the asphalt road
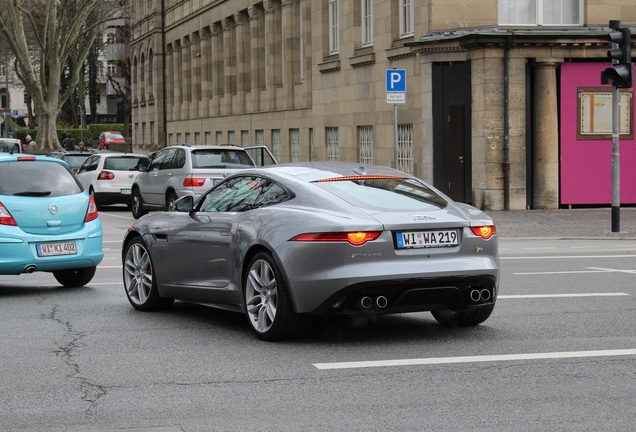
[0,207,635,432]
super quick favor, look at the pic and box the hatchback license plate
[396,229,459,249]
[37,242,77,257]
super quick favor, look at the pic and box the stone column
[248,6,262,112]
[234,12,247,114]
[183,36,191,116]
[532,61,560,209]
[221,17,234,116]
[191,32,201,119]
[301,0,312,107]
[264,0,277,110]
[173,40,182,121]
[281,0,294,108]
[200,27,211,118]
[165,44,174,122]
[211,23,222,117]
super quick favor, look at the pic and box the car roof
[96,152,148,158]
[239,161,409,182]
[165,144,247,151]
[0,153,70,167]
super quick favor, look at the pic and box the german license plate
[396,229,459,249]
[37,242,77,257]
[120,189,131,195]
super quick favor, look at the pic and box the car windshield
[191,149,254,168]
[314,176,448,210]
[104,156,148,171]
[0,161,83,196]
[106,133,123,139]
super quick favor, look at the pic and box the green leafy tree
[0,0,125,149]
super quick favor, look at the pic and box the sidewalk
[487,207,636,239]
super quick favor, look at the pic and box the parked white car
[76,152,150,209]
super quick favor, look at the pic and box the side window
[198,176,290,212]
[148,149,169,171]
[174,148,186,169]
[80,155,99,172]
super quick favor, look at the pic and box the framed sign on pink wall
[577,87,633,140]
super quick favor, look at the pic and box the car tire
[131,188,148,219]
[166,191,178,211]
[123,237,174,311]
[244,252,305,341]
[53,266,96,288]
[431,304,495,327]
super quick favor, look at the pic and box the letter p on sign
[386,69,406,92]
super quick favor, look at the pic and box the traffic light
[601,27,633,88]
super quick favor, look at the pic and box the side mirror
[174,195,194,212]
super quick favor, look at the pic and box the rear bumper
[0,230,103,274]
[309,275,498,315]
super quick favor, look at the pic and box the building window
[499,0,583,26]
[397,124,413,174]
[326,127,339,161]
[241,130,250,146]
[256,130,265,146]
[185,132,191,144]
[216,131,223,145]
[361,0,373,47]
[194,132,200,145]
[272,129,281,161]
[329,0,339,54]
[399,0,414,37]
[205,131,211,144]
[228,131,235,145]
[358,126,373,164]
[290,129,300,162]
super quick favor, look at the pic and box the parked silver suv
[131,144,277,219]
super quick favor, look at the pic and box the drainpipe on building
[503,36,512,211]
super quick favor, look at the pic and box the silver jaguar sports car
[122,162,499,341]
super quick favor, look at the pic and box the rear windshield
[63,155,91,169]
[191,149,254,168]
[314,177,448,211]
[0,161,83,196]
[104,156,149,171]
[0,141,21,153]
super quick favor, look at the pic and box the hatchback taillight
[97,171,115,180]
[0,202,17,226]
[85,196,99,222]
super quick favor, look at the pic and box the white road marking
[313,349,636,370]
[498,293,629,299]
[501,254,636,260]
[587,266,636,274]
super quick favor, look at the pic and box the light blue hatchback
[0,154,103,287]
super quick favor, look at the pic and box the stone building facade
[130,0,636,210]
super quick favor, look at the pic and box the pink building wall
[560,62,636,204]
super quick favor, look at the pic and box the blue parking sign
[386,69,406,92]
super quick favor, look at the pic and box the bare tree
[0,0,124,149]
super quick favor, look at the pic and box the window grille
[326,127,339,161]
[358,126,373,164]
[290,129,300,162]
[397,124,413,174]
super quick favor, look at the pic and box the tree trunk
[39,112,62,151]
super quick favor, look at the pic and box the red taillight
[97,171,115,180]
[17,156,36,161]
[470,225,496,240]
[0,202,17,226]
[183,175,206,187]
[85,196,99,222]
[291,231,382,246]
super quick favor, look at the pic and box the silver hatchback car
[131,144,277,218]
